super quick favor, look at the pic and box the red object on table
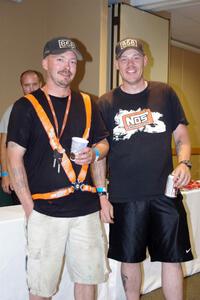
[182,180,200,191]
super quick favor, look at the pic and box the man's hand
[172,163,191,188]
[74,147,95,165]
[99,195,114,223]
[1,176,13,194]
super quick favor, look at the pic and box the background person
[7,37,110,300]
[0,70,44,203]
[98,37,193,300]
[20,69,45,95]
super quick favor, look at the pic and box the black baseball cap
[43,36,83,60]
[115,38,145,59]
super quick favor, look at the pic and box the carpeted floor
[141,272,200,300]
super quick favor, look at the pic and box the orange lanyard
[42,87,71,140]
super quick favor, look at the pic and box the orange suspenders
[25,92,96,200]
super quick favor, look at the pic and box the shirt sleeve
[97,93,113,146]
[90,98,109,145]
[7,98,34,148]
[168,86,188,131]
[98,95,110,129]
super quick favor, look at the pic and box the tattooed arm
[91,155,114,224]
[173,124,191,188]
[7,141,33,218]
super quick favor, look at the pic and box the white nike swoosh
[186,248,191,253]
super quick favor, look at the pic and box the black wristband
[98,191,107,197]
[179,160,192,169]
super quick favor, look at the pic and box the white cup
[165,174,177,198]
[70,137,89,161]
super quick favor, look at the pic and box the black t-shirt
[98,81,188,202]
[7,89,109,217]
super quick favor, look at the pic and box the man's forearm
[7,142,33,215]
[92,138,109,161]
[8,162,33,214]
[91,157,107,188]
[173,124,192,187]
[173,124,191,162]
[175,139,191,162]
[91,156,114,223]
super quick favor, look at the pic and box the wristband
[96,187,106,193]
[179,160,192,169]
[93,147,100,162]
[1,171,8,177]
[98,191,107,197]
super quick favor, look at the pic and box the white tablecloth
[0,190,200,300]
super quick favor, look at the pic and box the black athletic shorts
[108,194,193,263]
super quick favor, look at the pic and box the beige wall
[169,46,200,179]
[0,1,199,179]
[45,0,108,97]
[0,0,108,117]
[120,5,169,83]
[0,0,47,115]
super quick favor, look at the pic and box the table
[0,190,200,300]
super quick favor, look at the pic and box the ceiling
[131,0,200,50]
[109,0,200,51]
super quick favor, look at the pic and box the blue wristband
[1,171,8,177]
[96,187,106,193]
[93,147,100,162]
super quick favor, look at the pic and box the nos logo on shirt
[122,109,153,130]
[113,108,166,141]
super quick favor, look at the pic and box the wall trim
[171,40,200,54]
[172,148,200,156]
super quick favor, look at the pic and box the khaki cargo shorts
[25,210,110,297]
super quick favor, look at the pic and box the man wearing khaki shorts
[7,37,110,300]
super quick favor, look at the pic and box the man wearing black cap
[7,37,110,300]
[98,37,193,300]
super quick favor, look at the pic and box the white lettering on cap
[120,39,138,50]
[58,39,75,49]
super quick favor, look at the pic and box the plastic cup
[70,137,89,161]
